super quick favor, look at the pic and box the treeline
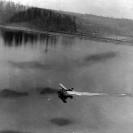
[0,0,26,12]
[7,6,125,37]
[76,14,133,36]
[8,7,77,33]
[1,1,133,37]
[0,0,26,23]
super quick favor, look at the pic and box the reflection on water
[1,30,38,46]
[0,28,133,133]
[50,118,74,126]
[1,30,58,54]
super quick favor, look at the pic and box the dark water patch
[0,130,30,133]
[8,61,53,70]
[39,87,58,95]
[0,89,29,98]
[85,51,117,63]
[50,118,74,126]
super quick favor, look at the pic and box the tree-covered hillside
[1,1,133,37]
[76,14,133,36]
[8,7,77,33]
[0,0,26,23]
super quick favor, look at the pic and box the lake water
[0,29,133,133]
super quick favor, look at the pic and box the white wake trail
[67,91,107,96]
[67,91,131,97]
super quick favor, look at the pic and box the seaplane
[58,83,108,103]
[58,83,74,103]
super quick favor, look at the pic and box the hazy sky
[4,0,133,19]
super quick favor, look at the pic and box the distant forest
[8,7,77,33]
[0,1,26,23]
[1,1,133,37]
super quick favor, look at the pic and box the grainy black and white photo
[0,0,133,133]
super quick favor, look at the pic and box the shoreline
[0,24,83,37]
[0,24,133,44]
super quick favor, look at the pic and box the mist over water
[0,28,133,133]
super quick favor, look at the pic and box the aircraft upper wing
[59,83,68,90]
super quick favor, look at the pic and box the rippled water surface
[0,29,133,133]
